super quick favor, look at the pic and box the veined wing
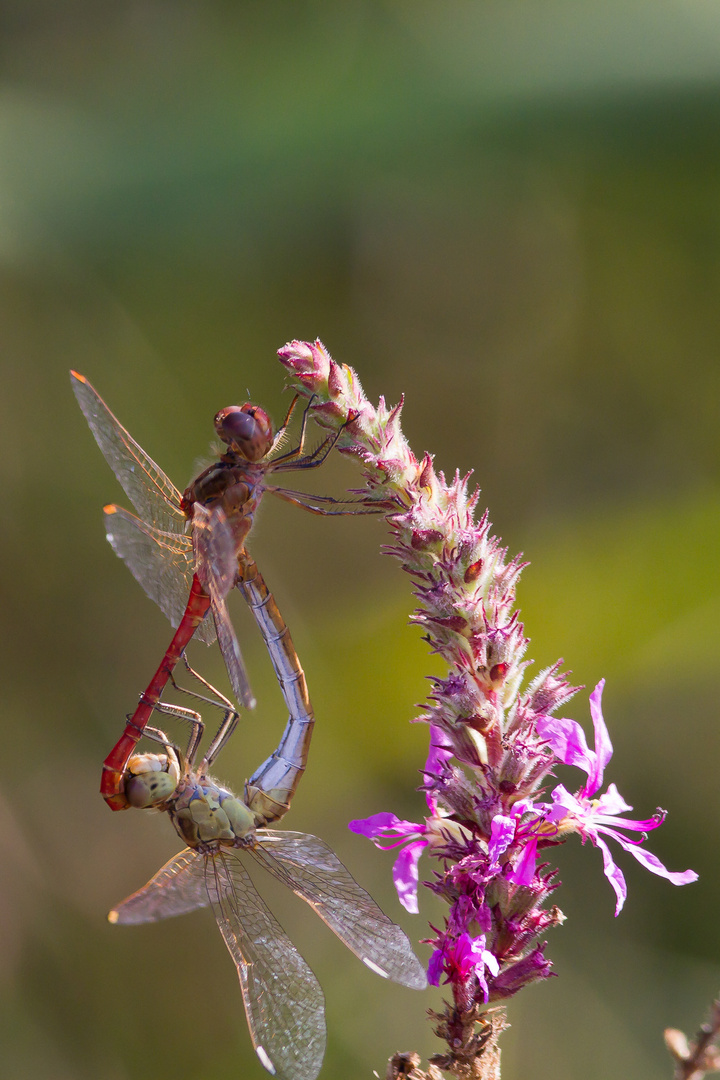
[109,848,326,1080]
[248,831,427,991]
[103,505,216,645]
[207,850,325,1080]
[193,504,255,708]
[108,847,211,923]
[71,371,185,535]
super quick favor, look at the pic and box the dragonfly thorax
[181,460,265,556]
[169,773,257,849]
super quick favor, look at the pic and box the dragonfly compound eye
[214,405,273,462]
[125,770,177,809]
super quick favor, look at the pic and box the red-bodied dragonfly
[72,372,363,810]
[111,667,426,1080]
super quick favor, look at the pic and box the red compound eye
[214,404,273,461]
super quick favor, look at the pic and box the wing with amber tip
[71,371,185,535]
[108,848,211,923]
[103,505,216,645]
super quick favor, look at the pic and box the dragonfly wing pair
[110,845,325,1080]
[109,829,426,1080]
[72,371,251,702]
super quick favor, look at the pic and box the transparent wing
[249,831,427,990]
[193,504,255,708]
[108,847,211,923]
[110,848,326,1080]
[208,850,326,1080]
[72,371,185,534]
[103,505,216,645]
[212,595,256,709]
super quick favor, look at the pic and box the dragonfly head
[214,404,273,462]
[124,750,180,809]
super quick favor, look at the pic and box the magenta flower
[537,680,698,914]
[428,932,500,1002]
[487,799,540,887]
[349,727,458,913]
[349,811,430,914]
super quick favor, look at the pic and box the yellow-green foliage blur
[1,4,719,1079]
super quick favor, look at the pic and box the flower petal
[548,783,582,817]
[392,838,428,913]
[508,834,538,886]
[427,948,444,986]
[348,811,402,837]
[593,782,632,817]
[482,948,500,978]
[425,725,454,776]
[348,811,422,845]
[536,714,596,779]
[598,827,699,887]
[424,726,454,809]
[488,814,515,867]
[587,680,613,794]
[596,835,628,915]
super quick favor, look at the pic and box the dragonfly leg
[270,400,359,472]
[270,394,342,470]
[169,656,242,773]
[265,485,383,515]
[178,653,235,705]
[148,696,205,769]
[267,393,320,464]
[200,708,240,772]
[142,724,175,752]
[267,392,301,457]
[270,429,337,471]
[123,709,148,739]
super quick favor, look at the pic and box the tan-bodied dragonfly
[71,372,367,810]
[110,668,426,1080]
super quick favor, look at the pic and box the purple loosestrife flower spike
[277,340,698,1078]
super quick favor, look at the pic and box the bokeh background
[1,2,719,1078]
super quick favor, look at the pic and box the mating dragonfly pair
[73,374,425,1080]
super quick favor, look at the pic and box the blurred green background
[1,2,719,1078]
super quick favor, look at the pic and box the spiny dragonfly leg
[269,392,321,464]
[141,725,175,754]
[139,725,183,772]
[265,486,383,515]
[146,694,205,769]
[270,393,338,470]
[201,707,240,772]
[271,398,360,472]
[168,655,241,772]
[267,392,301,457]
